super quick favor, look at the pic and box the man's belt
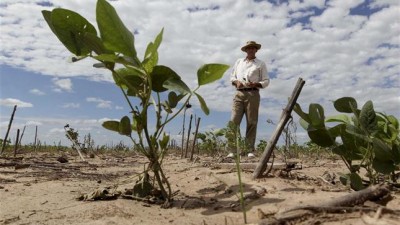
[237,88,259,91]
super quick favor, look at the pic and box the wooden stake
[184,114,193,158]
[17,125,26,147]
[33,126,38,151]
[14,129,20,157]
[1,105,17,155]
[253,78,305,179]
[181,109,186,158]
[190,117,201,161]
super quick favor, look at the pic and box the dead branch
[259,184,393,225]
[216,162,301,172]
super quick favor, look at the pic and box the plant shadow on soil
[174,182,285,216]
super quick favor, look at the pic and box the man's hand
[233,81,245,89]
[248,82,261,88]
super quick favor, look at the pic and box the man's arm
[230,59,244,88]
[258,61,269,88]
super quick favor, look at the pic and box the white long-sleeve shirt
[230,58,270,88]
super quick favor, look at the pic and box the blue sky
[1,0,399,147]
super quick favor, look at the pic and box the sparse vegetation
[294,97,400,190]
[42,0,229,204]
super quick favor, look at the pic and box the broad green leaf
[143,28,163,72]
[307,128,335,147]
[326,114,351,124]
[349,173,364,190]
[163,78,191,94]
[328,124,345,138]
[373,138,393,161]
[309,103,325,128]
[334,97,357,113]
[339,173,349,185]
[345,124,370,143]
[158,133,170,150]
[372,159,396,174]
[133,114,143,133]
[143,50,158,74]
[119,116,132,136]
[94,54,119,62]
[387,115,399,129]
[113,68,144,96]
[144,28,163,59]
[359,100,377,134]
[81,32,109,55]
[43,8,97,56]
[94,54,140,67]
[131,118,137,132]
[387,124,399,141]
[332,145,347,157]
[167,92,184,108]
[102,120,120,133]
[299,118,310,130]
[293,103,311,123]
[393,144,400,164]
[341,127,364,160]
[150,65,180,92]
[197,64,229,86]
[42,10,57,37]
[299,118,309,130]
[194,92,209,115]
[96,0,137,58]
[214,129,225,136]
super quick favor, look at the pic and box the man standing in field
[229,41,270,156]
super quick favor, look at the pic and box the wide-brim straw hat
[241,41,261,51]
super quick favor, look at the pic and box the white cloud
[52,78,73,92]
[0,98,33,108]
[49,128,65,134]
[62,103,80,108]
[29,89,45,96]
[86,97,112,109]
[25,121,42,126]
[0,0,399,146]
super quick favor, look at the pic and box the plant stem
[152,161,170,201]
[119,86,135,112]
[234,126,247,224]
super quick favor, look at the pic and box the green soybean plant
[294,97,400,190]
[42,0,229,204]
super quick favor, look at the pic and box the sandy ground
[0,151,399,225]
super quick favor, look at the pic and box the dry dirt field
[1,151,399,225]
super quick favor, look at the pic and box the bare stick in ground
[253,78,305,179]
[33,126,38,151]
[181,109,187,158]
[184,114,193,158]
[14,129,20,157]
[17,126,26,148]
[1,105,17,155]
[190,117,201,161]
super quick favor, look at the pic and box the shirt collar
[244,57,257,62]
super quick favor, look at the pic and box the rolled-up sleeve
[259,61,269,88]
[230,59,240,83]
